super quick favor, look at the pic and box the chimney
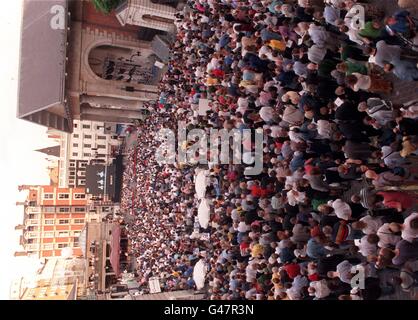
[14,252,28,257]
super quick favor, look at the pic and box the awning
[195,169,208,200]
[110,224,121,276]
[198,199,211,229]
[193,259,207,290]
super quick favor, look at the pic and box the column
[80,104,145,123]
[80,95,144,110]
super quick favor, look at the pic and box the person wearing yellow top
[251,243,264,257]
[206,77,219,86]
[268,39,286,52]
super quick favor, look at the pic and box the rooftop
[17,0,71,132]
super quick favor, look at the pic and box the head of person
[358,101,368,112]
[383,63,394,73]
[388,222,402,233]
[365,170,378,180]
[327,271,339,279]
[351,195,361,204]
[335,86,345,96]
[345,75,358,87]
[363,46,376,56]
[317,204,333,215]
[367,234,379,244]
[376,247,396,269]
[339,25,349,33]
[307,63,318,71]
[336,62,348,73]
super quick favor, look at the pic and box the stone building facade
[18,0,162,133]
[115,0,179,32]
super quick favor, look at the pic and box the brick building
[16,185,92,258]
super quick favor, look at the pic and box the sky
[0,0,57,299]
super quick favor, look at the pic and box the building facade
[17,185,90,258]
[20,257,87,300]
[115,0,180,32]
[18,0,161,133]
[47,119,122,188]
[80,222,122,294]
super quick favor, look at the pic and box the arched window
[88,45,153,84]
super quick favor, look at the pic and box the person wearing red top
[283,263,301,279]
[250,184,263,198]
[211,69,225,78]
[377,191,417,212]
[240,241,250,256]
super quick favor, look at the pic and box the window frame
[43,193,54,200]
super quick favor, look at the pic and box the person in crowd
[117,0,418,300]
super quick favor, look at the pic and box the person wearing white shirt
[356,235,379,257]
[308,44,328,64]
[402,212,418,243]
[328,260,353,284]
[259,106,276,122]
[308,279,331,299]
[316,119,335,139]
[308,24,336,49]
[328,199,352,221]
[353,215,384,235]
[289,128,305,143]
[377,223,402,248]
[293,61,308,77]
[286,275,308,300]
[286,189,306,206]
[389,212,418,243]
[323,5,341,26]
[349,72,372,92]
[238,221,250,233]
[269,125,284,138]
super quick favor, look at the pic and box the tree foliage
[91,0,123,14]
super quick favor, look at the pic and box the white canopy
[198,199,211,228]
[193,259,208,290]
[198,99,211,116]
[195,169,209,199]
[61,247,74,259]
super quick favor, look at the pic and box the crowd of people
[120,0,418,299]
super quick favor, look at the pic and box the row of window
[39,207,86,213]
[69,161,88,168]
[26,231,81,238]
[42,242,78,250]
[68,170,86,177]
[71,152,106,157]
[44,218,85,225]
[72,133,107,140]
[43,193,86,200]
[69,180,86,187]
[74,123,108,131]
[45,231,81,237]
[27,285,70,298]
[72,143,106,148]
